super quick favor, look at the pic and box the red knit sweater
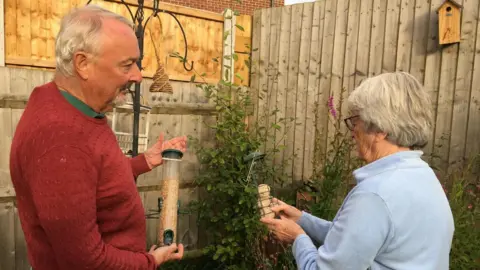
[10,82,157,270]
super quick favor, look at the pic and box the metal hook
[85,0,194,72]
[160,11,195,72]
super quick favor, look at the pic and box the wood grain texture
[3,0,249,84]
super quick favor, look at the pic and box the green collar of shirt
[60,90,105,119]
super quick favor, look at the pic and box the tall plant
[171,7,295,269]
[303,94,362,220]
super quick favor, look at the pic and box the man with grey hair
[261,72,454,270]
[10,5,186,270]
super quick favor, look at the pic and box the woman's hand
[270,198,302,222]
[148,244,184,266]
[260,215,306,244]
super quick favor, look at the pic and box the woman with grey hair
[261,72,454,270]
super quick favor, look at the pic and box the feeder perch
[111,102,152,156]
[437,0,462,45]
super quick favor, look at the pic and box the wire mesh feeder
[111,101,152,156]
[243,152,280,218]
[258,184,280,218]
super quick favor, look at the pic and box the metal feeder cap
[161,149,184,159]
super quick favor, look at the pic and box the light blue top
[292,151,454,270]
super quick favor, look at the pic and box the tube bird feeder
[158,149,183,246]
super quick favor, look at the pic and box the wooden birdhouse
[437,0,462,45]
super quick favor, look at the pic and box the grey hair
[347,72,433,149]
[55,5,134,76]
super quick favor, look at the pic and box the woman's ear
[374,132,388,143]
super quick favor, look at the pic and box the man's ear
[72,52,90,80]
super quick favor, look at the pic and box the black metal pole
[132,0,145,157]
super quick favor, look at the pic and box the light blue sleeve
[292,192,392,270]
[297,211,332,244]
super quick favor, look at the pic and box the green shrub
[442,157,480,270]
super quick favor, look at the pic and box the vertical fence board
[368,0,388,77]
[466,2,480,161]
[423,0,444,162]
[293,3,314,182]
[257,8,272,141]
[265,7,282,164]
[395,0,416,72]
[284,4,303,181]
[326,0,349,153]
[315,0,338,172]
[273,6,292,170]
[433,39,462,170]
[354,0,374,87]
[448,0,479,170]
[409,0,430,83]
[383,0,401,72]
[303,1,325,180]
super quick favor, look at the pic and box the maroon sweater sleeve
[29,146,157,270]
[130,154,152,178]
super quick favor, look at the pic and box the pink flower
[468,204,473,209]
[328,96,337,118]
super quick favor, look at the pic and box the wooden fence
[3,0,252,86]
[250,0,480,183]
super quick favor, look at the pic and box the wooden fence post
[222,9,236,83]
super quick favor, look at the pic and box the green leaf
[223,30,230,41]
[190,74,196,82]
[212,57,219,62]
[232,53,239,61]
[272,124,281,130]
[235,73,244,81]
[235,24,245,32]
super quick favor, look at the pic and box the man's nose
[131,63,143,83]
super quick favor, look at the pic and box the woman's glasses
[344,115,360,131]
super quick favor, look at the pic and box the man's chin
[112,92,128,107]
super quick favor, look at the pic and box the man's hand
[260,215,306,244]
[148,244,184,266]
[144,133,187,169]
[269,198,303,222]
